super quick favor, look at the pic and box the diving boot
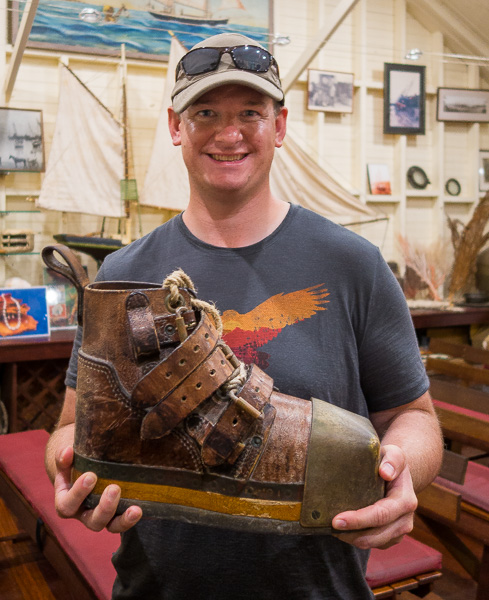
[42,244,384,535]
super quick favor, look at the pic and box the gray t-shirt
[66,204,428,600]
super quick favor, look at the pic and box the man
[45,32,442,599]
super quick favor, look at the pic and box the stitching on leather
[78,354,146,417]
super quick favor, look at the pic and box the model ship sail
[270,137,377,224]
[141,35,189,210]
[37,64,125,218]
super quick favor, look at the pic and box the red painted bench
[417,390,489,600]
[0,430,442,600]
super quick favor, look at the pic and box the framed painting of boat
[437,88,489,123]
[10,0,272,62]
[0,108,44,173]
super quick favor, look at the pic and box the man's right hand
[54,444,142,533]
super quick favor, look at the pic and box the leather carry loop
[41,244,90,326]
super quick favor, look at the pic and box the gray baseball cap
[171,33,284,114]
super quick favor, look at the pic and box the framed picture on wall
[383,63,426,135]
[307,69,354,113]
[367,164,392,195]
[479,150,489,191]
[43,267,83,330]
[0,108,44,173]
[437,88,489,123]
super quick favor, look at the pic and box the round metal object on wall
[445,178,461,196]
[407,166,430,189]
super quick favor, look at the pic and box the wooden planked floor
[0,497,72,600]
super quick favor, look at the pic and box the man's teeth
[211,154,246,161]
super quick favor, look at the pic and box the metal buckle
[228,390,262,420]
[219,342,241,369]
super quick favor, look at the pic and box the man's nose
[214,120,243,144]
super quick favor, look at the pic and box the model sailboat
[39,36,379,266]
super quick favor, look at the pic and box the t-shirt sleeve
[64,262,107,389]
[358,250,429,413]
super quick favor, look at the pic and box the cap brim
[172,70,284,114]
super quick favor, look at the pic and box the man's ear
[275,106,288,149]
[168,107,182,146]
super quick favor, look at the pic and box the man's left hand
[331,444,418,549]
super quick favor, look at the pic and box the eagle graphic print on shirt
[221,284,330,369]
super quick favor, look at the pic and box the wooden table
[0,330,75,433]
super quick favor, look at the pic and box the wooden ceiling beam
[407,0,489,83]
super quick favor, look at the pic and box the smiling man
[45,33,442,600]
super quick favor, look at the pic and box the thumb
[56,445,74,472]
[379,444,406,482]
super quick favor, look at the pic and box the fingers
[79,484,142,533]
[331,446,418,549]
[106,505,143,534]
[53,446,142,533]
[333,511,414,549]
[54,470,97,518]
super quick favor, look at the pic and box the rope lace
[163,269,223,336]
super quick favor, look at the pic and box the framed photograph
[0,287,49,339]
[307,69,354,113]
[10,0,272,62]
[479,150,489,191]
[367,164,392,195]
[437,88,489,123]
[383,63,426,135]
[0,108,44,172]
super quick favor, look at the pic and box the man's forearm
[371,392,443,493]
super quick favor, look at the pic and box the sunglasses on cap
[176,45,280,78]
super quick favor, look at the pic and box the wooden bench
[0,430,442,599]
[417,342,489,600]
[0,430,118,600]
[417,455,489,600]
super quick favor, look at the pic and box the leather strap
[140,345,235,440]
[154,310,197,347]
[201,365,275,467]
[41,244,90,326]
[131,312,219,409]
[126,292,160,361]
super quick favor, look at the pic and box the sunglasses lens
[232,46,271,72]
[182,48,221,75]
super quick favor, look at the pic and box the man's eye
[197,109,214,117]
[241,110,262,121]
